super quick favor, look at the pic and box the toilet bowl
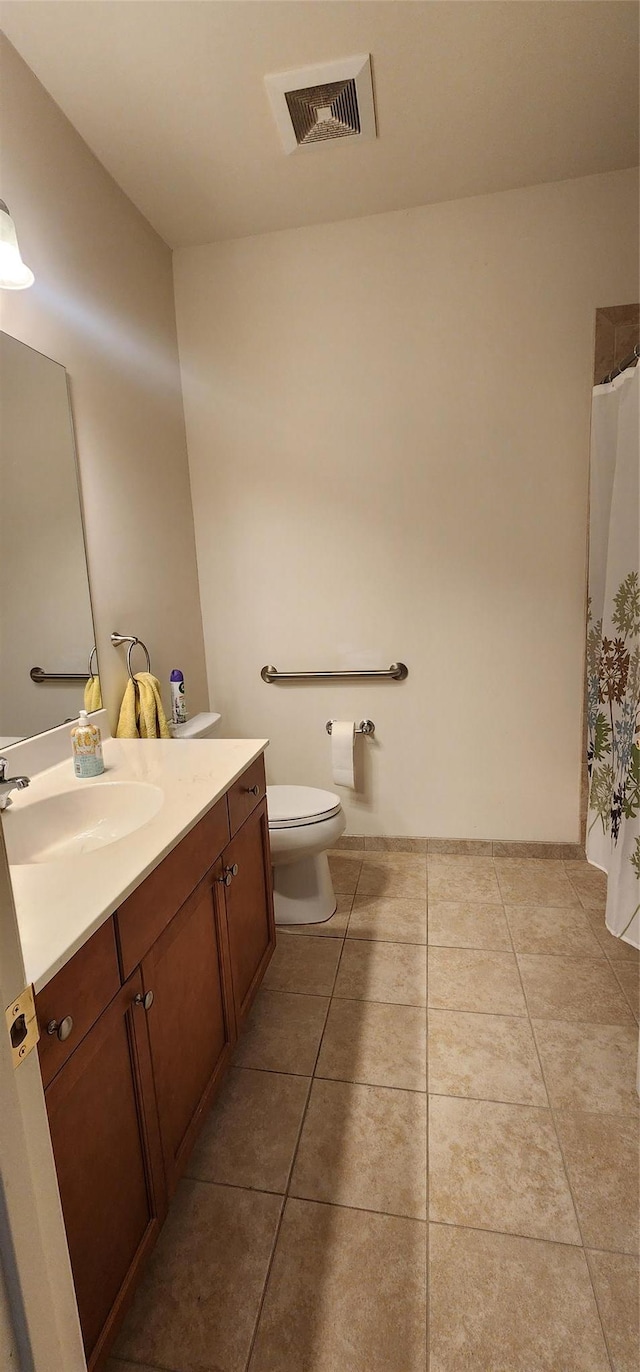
[267,785,346,925]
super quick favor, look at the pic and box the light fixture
[0,200,34,290]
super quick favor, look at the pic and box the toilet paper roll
[331,720,356,789]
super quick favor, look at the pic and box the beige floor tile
[249,1198,427,1372]
[565,860,608,910]
[533,1020,639,1115]
[185,1068,309,1192]
[348,895,427,944]
[427,856,501,903]
[518,954,634,1024]
[613,962,640,1021]
[495,858,580,906]
[587,914,640,961]
[428,1009,546,1105]
[428,901,511,950]
[505,904,604,957]
[283,893,352,937]
[316,998,426,1091]
[356,854,427,900]
[262,932,342,996]
[429,1224,609,1372]
[327,851,362,896]
[428,946,526,1015]
[587,1250,640,1372]
[290,1078,427,1219]
[555,1110,639,1254]
[115,1179,282,1372]
[334,939,427,1007]
[429,1095,580,1243]
[233,989,329,1075]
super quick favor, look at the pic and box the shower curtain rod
[601,343,639,385]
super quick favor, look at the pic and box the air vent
[265,55,376,155]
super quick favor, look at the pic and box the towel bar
[111,632,152,680]
[261,663,408,683]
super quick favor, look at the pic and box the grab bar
[30,667,88,683]
[261,663,408,683]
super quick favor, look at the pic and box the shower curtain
[586,361,639,948]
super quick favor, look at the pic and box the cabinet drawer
[116,797,230,979]
[36,919,121,1089]
[227,754,266,837]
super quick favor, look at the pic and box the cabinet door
[141,870,236,1195]
[223,799,276,1024]
[45,972,165,1369]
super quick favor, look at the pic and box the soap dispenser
[71,710,105,778]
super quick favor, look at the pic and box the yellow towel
[84,675,102,712]
[116,672,171,740]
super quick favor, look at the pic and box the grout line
[183,1173,287,1201]
[427,1213,585,1248]
[427,1216,633,1255]
[244,934,341,1371]
[286,1189,427,1226]
[259,982,428,1011]
[428,1089,549,1109]
[315,1070,431,1092]
[424,926,430,1368]
[109,1357,175,1372]
[584,1248,623,1371]
[509,927,615,1371]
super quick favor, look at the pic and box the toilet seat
[267,784,342,830]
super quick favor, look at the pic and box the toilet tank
[169,711,222,739]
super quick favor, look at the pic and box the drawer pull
[218,863,239,887]
[245,784,260,796]
[134,990,154,1012]
[47,1015,74,1043]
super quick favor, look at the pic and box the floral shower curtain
[586,361,639,948]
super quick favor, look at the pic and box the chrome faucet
[0,758,30,810]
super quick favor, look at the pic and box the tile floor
[109,851,639,1372]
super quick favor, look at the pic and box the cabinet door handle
[245,784,260,796]
[134,990,154,1012]
[217,863,239,886]
[47,1015,74,1042]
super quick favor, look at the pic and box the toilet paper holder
[326,719,375,736]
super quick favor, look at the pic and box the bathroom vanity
[6,737,274,1370]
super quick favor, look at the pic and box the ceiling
[1,1,638,248]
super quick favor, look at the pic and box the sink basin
[3,781,164,865]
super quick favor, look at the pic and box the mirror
[0,333,99,744]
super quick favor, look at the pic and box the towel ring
[111,632,152,681]
[87,646,98,678]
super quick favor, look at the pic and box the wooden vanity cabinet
[44,970,166,1369]
[38,752,275,1368]
[140,866,236,1195]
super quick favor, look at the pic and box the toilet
[174,718,344,925]
[267,785,346,925]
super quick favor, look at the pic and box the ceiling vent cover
[265,55,376,155]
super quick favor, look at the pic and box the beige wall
[174,168,639,841]
[0,38,208,730]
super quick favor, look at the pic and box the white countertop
[4,735,268,993]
